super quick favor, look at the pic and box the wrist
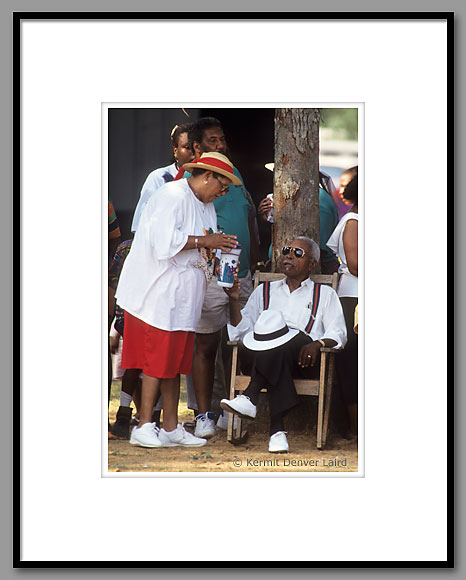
[315,339,326,348]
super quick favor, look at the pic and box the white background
[21,19,447,562]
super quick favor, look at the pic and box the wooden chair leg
[316,351,327,449]
[322,355,335,448]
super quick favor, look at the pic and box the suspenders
[305,283,321,334]
[262,281,321,335]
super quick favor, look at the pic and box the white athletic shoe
[194,412,216,439]
[129,422,162,448]
[268,431,289,453]
[216,411,237,430]
[220,395,257,419]
[158,424,207,447]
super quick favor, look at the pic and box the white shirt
[227,278,347,349]
[326,212,358,298]
[116,179,218,331]
[131,162,178,233]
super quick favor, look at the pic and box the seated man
[220,236,347,453]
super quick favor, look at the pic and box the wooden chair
[227,271,339,449]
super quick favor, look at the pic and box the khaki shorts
[196,271,253,334]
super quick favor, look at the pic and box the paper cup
[217,245,242,288]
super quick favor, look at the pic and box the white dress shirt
[228,278,347,349]
[131,162,178,233]
[116,179,218,331]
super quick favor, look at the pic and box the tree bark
[272,108,321,272]
[251,109,322,435]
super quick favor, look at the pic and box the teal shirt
[319,187,339,270]
[184,167,252,278]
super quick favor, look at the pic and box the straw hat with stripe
[182,152,242,186]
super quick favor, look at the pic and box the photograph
[106,106,360,474]
[17,13,450,565]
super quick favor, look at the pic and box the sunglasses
[213,174,230,192]
[282,246,307,259]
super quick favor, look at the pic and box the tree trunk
[252,109,322,434]
[272,108,320,272]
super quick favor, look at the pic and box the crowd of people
[108,116,359,453]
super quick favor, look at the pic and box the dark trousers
[242,332,320,432]
[336,297,358,404]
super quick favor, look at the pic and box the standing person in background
[131,123,194,233]
[108,239,142,439]
[335,166,358,219]
[257,170,339,274]
[116,153,240,448]
[108,199,121,439]
[327,173,358,437]
[178,118,261,439]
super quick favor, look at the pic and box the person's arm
[182,233,238,253]
[343,219,358,276]
[319,288,348,349]
[225,282,262,341]
[298,338,338,368]
[257,197,273,224]
[224,277,242,326]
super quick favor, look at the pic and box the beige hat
[183,152,242,186]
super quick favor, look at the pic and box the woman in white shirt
[327,173,358,437]
[116,152,241,448]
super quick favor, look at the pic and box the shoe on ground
[216,411,237,430]
[220,395,257,419]
[159,424,207,447]
[194,412,216,438]
[111,405,132,439]
[129,422,162,448]
[268,431,289,453]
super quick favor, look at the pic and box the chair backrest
[253,271,339,292]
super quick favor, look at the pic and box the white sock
[120,391,132,407]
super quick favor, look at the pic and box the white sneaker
[268,431,289,453]
[129,422,162,448]
[220,395,257,419]
[194,412,216,439]
[158,424,207,447]
[216,411,237,430]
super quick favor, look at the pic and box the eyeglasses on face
[213,174,230,192]
[282,246,307,258]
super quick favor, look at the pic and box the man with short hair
[221,236,347,453]
[182,117,261,438]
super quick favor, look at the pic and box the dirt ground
[108,381,358,474]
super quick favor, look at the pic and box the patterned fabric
[109,240,133,290]
[109,240,133,335]
[108,199,121,239]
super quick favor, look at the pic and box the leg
[191,330,221,414]
[139,373,162,427]
[160,376,180,433]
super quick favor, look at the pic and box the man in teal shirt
[182,118,260,438]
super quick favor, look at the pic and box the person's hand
[223,270,241,300]
[298,341,322,368]
[110,334,120,355]
[258,197,273,223]
[205,233,238,252]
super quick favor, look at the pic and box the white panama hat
[243,310,299,352]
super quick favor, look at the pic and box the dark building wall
[108,108,201,239]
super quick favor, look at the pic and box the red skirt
[121,311,195,379]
